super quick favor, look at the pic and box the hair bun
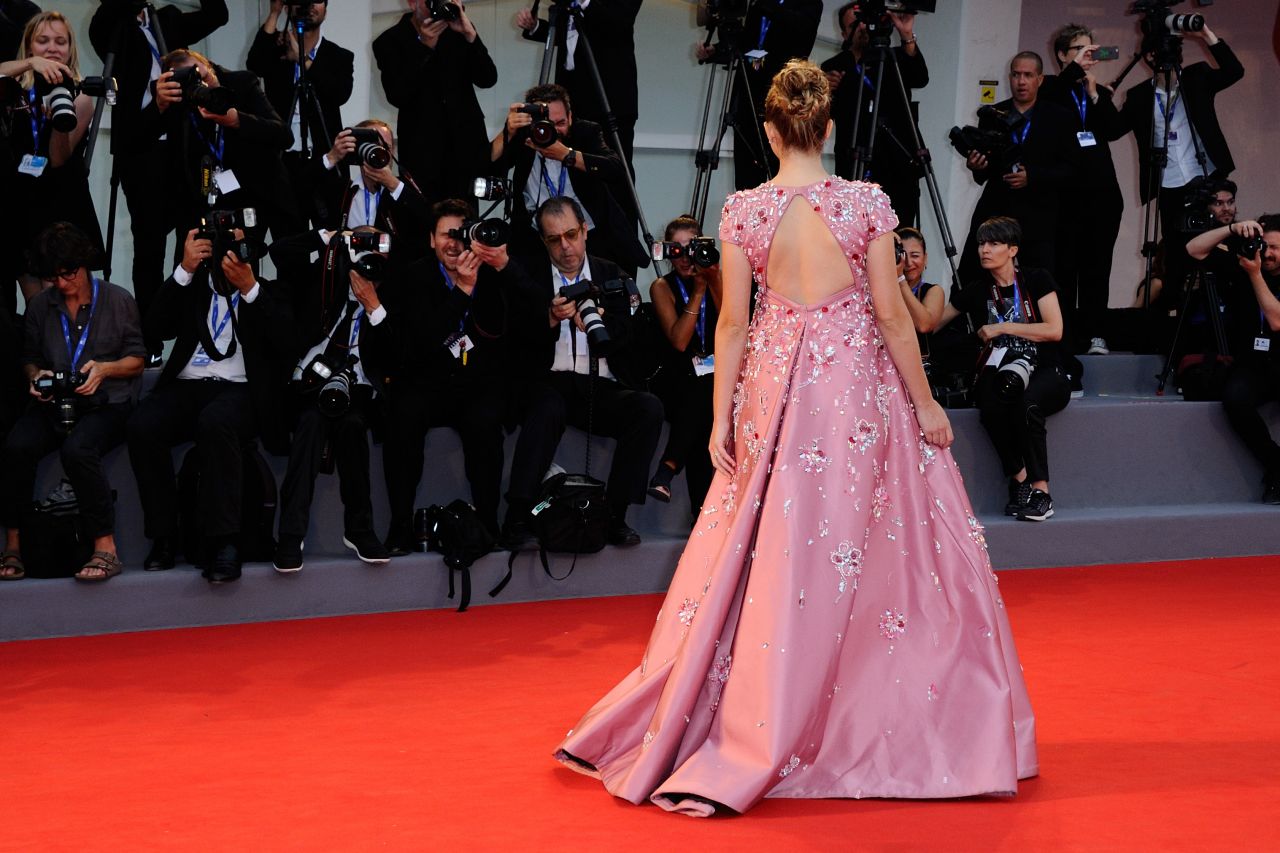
[763,60,831,153]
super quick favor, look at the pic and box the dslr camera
[429,0,462,22]
[949,105,1027,174]
[34,75,116,133]
[1178,176,1220,235]
[1130,0,1205,70]
[339,127,391,169]
[295,352,361,418]
[653,237,720,268]
[558,279,610,349]
[169,64,235,116]
[1224,230,1265,261]
[448,218,510,250]
[515,102,558,148]
[33,370,87,435]
[341,230,392,282]
[197,208,262,295]
[991,338,1038,403]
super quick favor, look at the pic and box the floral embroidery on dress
[879,609,907,640]
[830,540,863,600]
[707,654,732,712]
[779,755,801,778]
[799,439,830,474]
[849,418,879,454]
[678,598,699,626]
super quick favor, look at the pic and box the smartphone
[1091,46,1120,61]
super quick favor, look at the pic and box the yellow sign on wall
[979,80,998,105]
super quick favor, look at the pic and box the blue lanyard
[439,262,469,330]
[59,277,100,372]
[26,88,41,151]
[1154,89,1178,120]
[209,292,240,344]
[757,0,784,49]
[673,275,706,351]
[851,63,876,94]
[292,44,320,83]
[994,279,1024,323]
[363,187,382,225]
[189,115,225,165]
[348,304,362,348]
[540,158,567,198]
[140,10,162,62]
[1012,116,1031,145]
[1070,86,1088,127]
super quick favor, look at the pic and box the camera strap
[540,156,568,198]
[201,291,240,361]
[25,87,43,152]
[189,114,225,166]
[989,275,1037,324]
[673,274,706,352]
[59,277,100,373]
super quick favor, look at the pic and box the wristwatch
[562,149,578,168]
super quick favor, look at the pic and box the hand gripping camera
[295,352,361,418]
[169,64,235,116]
[949,106,1028,174]
[449,177,514,250]
[516,102,558,148]
[34,75,117,133]
[558,279,610,350]
[197,208,262,295]
[652,236,720,268]
[33,370,87,434]
[339,127,391,169]
[429,0,462,22]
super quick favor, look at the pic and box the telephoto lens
[558,281,611,350]
[38,80,78,133]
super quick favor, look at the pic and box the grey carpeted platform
[3,355,1278,641]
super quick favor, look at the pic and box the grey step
[1075,353,1167,398]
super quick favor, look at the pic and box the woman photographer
[0,12,105,304]
[895,226,944,357]
[939,216,1069,521]
[646,215,721,520]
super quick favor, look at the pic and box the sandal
[75,551,123,583]
[647,464,676,503]
[0,551,24,581]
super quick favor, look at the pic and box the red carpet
[3,556,1279,851]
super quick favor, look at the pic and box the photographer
[695,0,822,190]
[126,227,295,584]
[373,0,497,204]
[0,222,144,582]
[273,226,395,572]
[1042,24,1128,357]
[148,48,299,249]
[491,82,646,275]
[646,215,720,520]
[500,196,663,551]
[247,0,354,229]
[820,2,927,226]
[514,0,641,172]
[0,12,106,308]
[379,199,516,552]
[1188,217,1280,503]
[895,226,943,350]
[89,0,229,365]
[938,217,1069,522]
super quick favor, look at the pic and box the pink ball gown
[554,178,1038,816]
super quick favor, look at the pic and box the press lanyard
[292,44,320,83]
[60,277,100,372]
[190,115,225,165]
[348,304,362,348]
[1012,117,1031,145]
[1070,86,1088,127]
[991,278,1025,323]
[439,262,468,331]
[363,187,382,225]
[209,292,240,345]
[26,88,41,151]
[674,275,705,351]
[1154,89,1180,128]
[757,0,784,49]
[540,157,567,198]
[851,63,876,94]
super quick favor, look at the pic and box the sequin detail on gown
[553,178,1037,817]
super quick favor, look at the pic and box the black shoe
[500,518,538,552]
[203,542,242,584]
[647,465,676,503]
[273,537,304,574]
[607,520,642,548]
[1004,479,1032,516]
[1017,489,1054,522]
[144,537,177,571]
[344,531,391,564]
[1263,482,1280,505]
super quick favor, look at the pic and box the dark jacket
[372,15,497,202]
[521,0,642,122]
[1041,64,1128,188]
[1119,39,1245,202]
[148,270,296,454]
[0,0,40,62]
[734,0,823,114]
[88,0,229,151]
[821,44,929,181]
[246,27,354,155]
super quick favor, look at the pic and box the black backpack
[493,472,610,600]
[20,479,95,579]
[414,499,496,612]
[178,443,278,567]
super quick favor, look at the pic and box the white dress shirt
[550,258,614,380]
[172,264,260,382]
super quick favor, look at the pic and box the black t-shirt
[912,281,936,359]
[1223,263,1280,365]
[949,267,1062,368]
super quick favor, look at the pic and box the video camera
[196,208,262,295]
[33,75,117,133]
[949,105,1028,174]
[339,127,391,169]
[515,102,558,148]
[1130,0,1205,70]
[652,236,720,268]
[169,64,235,116]
[33,370,87,434]
[850,0,937,28]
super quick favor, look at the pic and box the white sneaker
[1087,337,1110,355]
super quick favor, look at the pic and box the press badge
[447,333,475,360]
[745,48,768,70]
[693,354,715,376]
[18,154,47,177]
[214,169,241,195]
[1076,131,1097,148]
[1255,337,1271,353]
[190,345,212,367]
[986,346,1009,367]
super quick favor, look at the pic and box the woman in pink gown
[554,60,1037,816]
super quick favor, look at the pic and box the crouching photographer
[272,227,396,572]
[938,216,1069,522]
[0,223,145,582]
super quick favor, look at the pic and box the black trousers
[507,371,663,512]
[278,392,376,541]
[834,150,921,229]
[383,379,507,536]
[127,380,258,540]
[119,143,173,357]
[974,365,1071,485]
[0,401,131,538]
[1057,180,1124,347]
[653,369,715,516]
[1221,358,1280,483]
[1155,182,1199,305]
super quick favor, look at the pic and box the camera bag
[20,479,94,579]
[177,442,278,568]
[415,499,497,612]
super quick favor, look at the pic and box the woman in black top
[939,216,1069,521]
[896,226,944,363]
[646,215,720,520]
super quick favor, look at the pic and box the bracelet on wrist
[903,35,917,44]
[683,308,699,316]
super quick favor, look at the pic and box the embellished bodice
[718,177,898,295]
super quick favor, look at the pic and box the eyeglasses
[542,226,584,247]
[42,268,79,284]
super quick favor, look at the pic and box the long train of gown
[554,179,1037,816]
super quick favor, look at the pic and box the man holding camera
[0,223,144,582]
[492,83,646,275]
[89,0,230,366]
[373,0,497,205]
[500,196,663,551]
[380,199,517,552]
[127,227,295,584]
[247,0,354,229]
[821,2,927,227]
[1187,216,1280,503]
[273,227,395,572]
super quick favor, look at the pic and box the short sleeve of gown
[719,191,744,247]
[864,185,899,242]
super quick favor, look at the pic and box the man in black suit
[89,0,229,365]
[514,0,642,173]
[272,227,396,572]
[696,0,822,190]
[379,199,518,552]
[958,52,1075,286]
[0,0,40,61]
[373,0,497,205]
[127,228,295,584]
[247,0,354,229]
[492,83,647,275]
[500,196,663,551]
[148,48,301,254]
[821,2,927,226]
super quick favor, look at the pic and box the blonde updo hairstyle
[763,59,831,153]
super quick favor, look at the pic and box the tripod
[843,16,962,297]
[1157,264,1229,393]
[688,23,770,225]
[285,11,332,162]
[532,0,655,259]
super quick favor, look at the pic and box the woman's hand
[708,419,735,478]
[977,322,1006,343]
[916,399,954,449]
[27,56,72,86]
